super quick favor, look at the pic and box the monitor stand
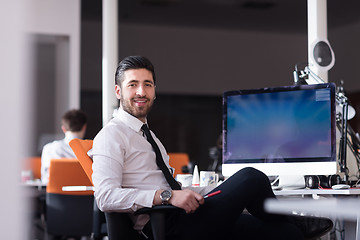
[277,175,305,190]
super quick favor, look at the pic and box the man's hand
[153,189,204,214]
[170,189,204,214]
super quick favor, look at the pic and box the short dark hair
[115,56,156,86]
[61,109,87,132]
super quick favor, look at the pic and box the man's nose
[136,85,146,96]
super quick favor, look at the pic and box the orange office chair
[168,153,190,177]
[69,139,94,184]
[22,156,42,180]
[69,139,107,240]
[46,158,94,239]
[69,138,181,240]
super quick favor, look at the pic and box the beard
[120,95,154,120]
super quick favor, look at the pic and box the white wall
[1,1,30,239]
[25,0,81,155]
[0,1,80,238]
[26,0,81,109]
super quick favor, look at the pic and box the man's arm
[153,189,204,214]
[93,153,157,212]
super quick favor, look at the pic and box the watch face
[161,190,172,201]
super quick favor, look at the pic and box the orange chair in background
[46,158,94,239]
[46,158,93,195]
[22,156,41,180]
[168,153,190,177]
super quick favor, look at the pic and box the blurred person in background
[41,109,87,184]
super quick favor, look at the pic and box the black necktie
[141,124,181,190]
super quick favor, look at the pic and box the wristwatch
[160,190,172,205]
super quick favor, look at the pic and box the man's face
[115,68,156,122]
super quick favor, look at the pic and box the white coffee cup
[200,171,219,187]
[176,174,193,187]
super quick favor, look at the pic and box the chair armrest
[134,205,181,215]
[106,206,183,240]
[105,212,140,240]
[135,205,183,240]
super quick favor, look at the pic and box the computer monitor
[222,83,337,183]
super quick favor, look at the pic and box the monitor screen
[222,83,337,178]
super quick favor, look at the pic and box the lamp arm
[346,124,360,173]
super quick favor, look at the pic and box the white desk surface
[265,194,360,240]
[273,188,360,196]
[21,179,46,187]
[265,198,360,221]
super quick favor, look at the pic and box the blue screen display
[223,83,336,164]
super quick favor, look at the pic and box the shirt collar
[115,108,147,133]
[64,132,80,144]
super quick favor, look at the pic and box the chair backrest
[168,153,190,177]
[69,139,94,185]
[46,158,94,237]
[46,158,93,195]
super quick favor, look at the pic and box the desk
[273,188,360,197]
[265,197,360,240]
[22,179,46,187]
[21,180,46,198]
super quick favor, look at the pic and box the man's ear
[79,124,87,138]
[61,125,67,134]
[115,85,121,100]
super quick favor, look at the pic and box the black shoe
[287,215,333,240]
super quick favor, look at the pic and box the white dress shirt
[41,133,79,184]
[91,108,213,230]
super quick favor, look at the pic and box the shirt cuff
[132,189,157,211]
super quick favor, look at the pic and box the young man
[91,56,332,240]
[41,109,87,184]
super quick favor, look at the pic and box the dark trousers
[164,167,304,240]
